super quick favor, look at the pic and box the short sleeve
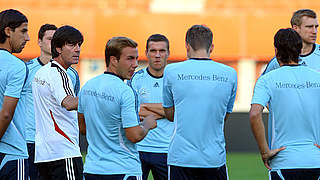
[51,70,74,106]
[162,67,174,108]
[121,87,139,128]
[4,63,27,98]
[261,57,280,76]
[251,76,271,107]
[226,71,237,113]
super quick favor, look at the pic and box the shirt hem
[35,154,82,163]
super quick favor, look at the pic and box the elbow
[166,115,174,122]
[249,110,260,125]
[65,105,76,111]
[79,128,86,135]
[127,136,143,143]
[2,111,13,122]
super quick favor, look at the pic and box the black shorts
[0,153,29,180]
[27,143,39,180]
[270,168,320,180]
[169,164,228,180]
[139,151,168,180]
[36,157,83,180]
[84,173,142,180]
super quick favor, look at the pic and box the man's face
[294,16,319,45]
[146,41,169,72]
[59,42,81,66]
[116,47,138,80]
[9,22,30,53]
[39,30,55,56]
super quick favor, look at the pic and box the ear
[4,27,11,37]
[185,42,190,52]
[209,44,214,53]
[110,56,118,66]
[38,38,42,47]
[56,47,62,54]
[292,25,299,31]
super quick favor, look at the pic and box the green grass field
[83,152,268,180]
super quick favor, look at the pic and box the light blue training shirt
[261,43,320,147]
[129,68,174,153]
[0,49,28,168]
[78,72,142,176]
[163,58,237,168]
[252,65,320,169]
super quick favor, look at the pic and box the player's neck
[53,56,70,70]
[39,52,51,65]
[0,41,12,53]
[188,49,210,59]
[147,67,163,77]
[279,61,298,66]
[301,43,314,55]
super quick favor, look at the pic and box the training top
[78,72,141,176]
[262,44,320,75]
[261,43,320,147]
[25,58,80,143]
[252,65,320,169]
[163,58,237,168]
[129,68,174,153]
[32,61,81,163]
[0,49,28,168]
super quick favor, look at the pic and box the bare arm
[62,95,78,111]
[141,103,165,117]
[125,115,157,143]
[249,104,285,169]
[163,106,174,122]
[139,103,164,120]
[78,113,86,135]
[0,96,19,139]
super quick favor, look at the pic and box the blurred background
[1,1,319,178]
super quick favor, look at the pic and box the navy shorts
[0,153,29,180]
[270,168,320,180]
[169,164,228,180]
[84,173,142,180]
[139,151,168,180]
[27,143,39,180]
[36,157,83,180]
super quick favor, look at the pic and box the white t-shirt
[32,60,81,163]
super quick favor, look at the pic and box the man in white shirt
[32,25,83,180]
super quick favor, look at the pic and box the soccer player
[128,34,174,180]
[163,25,237,180]
[32,25,83,180]
[263,9,319,74]
[24,24,80,180]
[0,9,30,179]
[250,28,320,179]
[78,36,157,180]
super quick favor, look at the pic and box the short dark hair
[0,9,28,43]
[38,24,57,40]
[274,28,302,64]
[51,25,84,58]
[146,34,169,51]
[185,25,213,52]
[291,9,317,27]
[105,37,138,67]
